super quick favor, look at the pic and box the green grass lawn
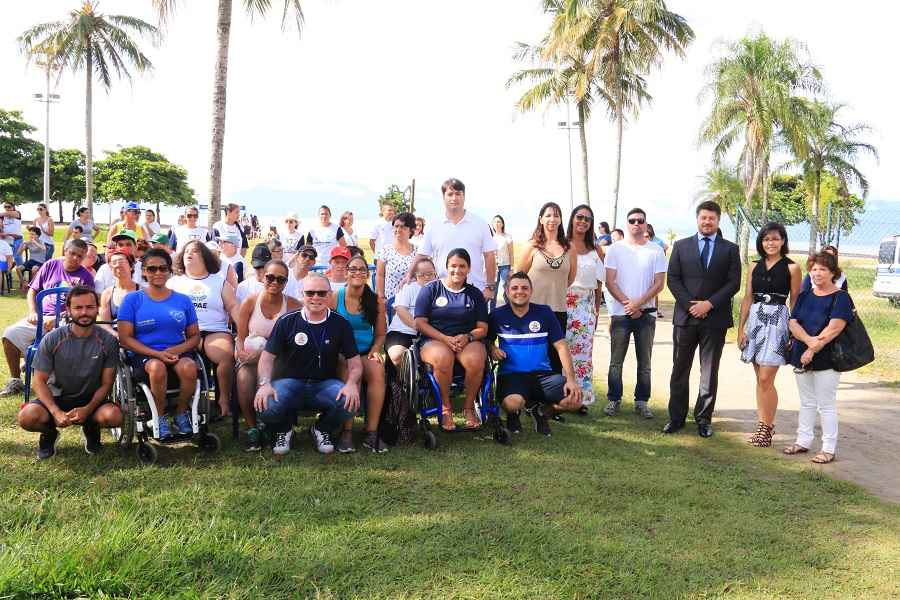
[0,288,898,598]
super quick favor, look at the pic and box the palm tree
[18,1,159,214]
[782,101,877,254]
[552,0,694,227]
[152,0,304,228]
[698,32,820,262]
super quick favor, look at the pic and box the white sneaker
[309,425,334,454]
[1,378,24,396]
[272,429,293,456]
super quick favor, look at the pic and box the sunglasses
[265,274,288,285]
[144,265,171,274]
[300,252,316,260]
[304,290,329,298]
[347,266,368,274]
[574,214,592,222]
[187,214,199,218]
[628,218,646,225]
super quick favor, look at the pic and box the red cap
[329,246,351,261]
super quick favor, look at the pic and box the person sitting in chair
[488,271,581,437]
[16,286,121,459]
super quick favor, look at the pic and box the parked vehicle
[873,234,900,306]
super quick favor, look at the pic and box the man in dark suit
[663,200,741,438]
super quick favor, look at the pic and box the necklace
[539,249,565,270]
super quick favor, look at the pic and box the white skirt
[740,302,790,367]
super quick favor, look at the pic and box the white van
[873,234,900,305]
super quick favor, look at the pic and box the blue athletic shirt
[336,287,374,353]
[117,289,198,351]
[489,303,563,375]
[414,279,488,339]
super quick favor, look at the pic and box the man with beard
[16,286,121,459]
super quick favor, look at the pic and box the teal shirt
[336,287,374,353]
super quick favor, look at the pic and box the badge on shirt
[294,332,308,346]
[169,310,185,323]
[529,320,541,333]
[435,296,448,307]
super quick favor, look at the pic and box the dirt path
[591,303,900,503]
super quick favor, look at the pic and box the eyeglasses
[347,267,368,274]
[304,290,329,298]
[416,271,437,279]
[300,252,316,260]
[627,218,646,225]
[574,214,592,222]
[144,265,171,274]
[265,274,289,285]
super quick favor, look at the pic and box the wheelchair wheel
[136,442,157,465]
[493,426,512,446]
[423,430,438,450]
[399,348,417,411]
[199,432,221,453]
[110,363,135,448]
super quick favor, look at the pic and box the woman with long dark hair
[34,203,55,259]
[491,214,514,308]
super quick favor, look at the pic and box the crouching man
[488,271,581,436]
[17,286,121,459]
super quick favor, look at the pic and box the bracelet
[257,378,270,387]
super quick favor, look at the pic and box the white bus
[873,234,900,306]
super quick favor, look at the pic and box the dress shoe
[662,421,684,434]
[697,423,714,438]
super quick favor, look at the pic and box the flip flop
[811,452,836,464]
[783,444,809,455]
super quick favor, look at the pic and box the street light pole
[557,101,581,214]
[33,60,60,205]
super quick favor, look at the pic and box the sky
[1,0,896,239]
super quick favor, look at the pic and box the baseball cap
[124,201,141,212]
[330,246,351,261]
[220,234,241,247]
[251,244,272,268]
[150,232,169,244]
[298,244,317,258]
[205,240,220,252]
[80,236,97,247]
[111,229,137,243]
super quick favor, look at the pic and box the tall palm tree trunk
[209,0,233,229]
[760,160,769,220]
[611,107,624,227]
[85,48,94,214]
[809,170,821,255]
[577,102,590,208]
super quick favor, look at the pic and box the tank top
[108,283,139,320]
[751,256,793,296]
[248,293,288,339]
[336,287,374,353]
[570,249,604,289]
[167,272,230,333]
[36,218,54,244]
[527,247,571,312]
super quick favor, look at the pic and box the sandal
[463,408,480,429]
[440,406,456,432]
[782,443,809,455]
[811,452,836,464]
[748,422,774,447]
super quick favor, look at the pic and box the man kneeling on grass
[17,286,121,459]
[254,273,362,456]
[488,271,582,437]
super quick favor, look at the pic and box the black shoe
[662,421,684,434]
[82,422,102,455]
[532,406,552,437]
[506,411,522,434]
[698,423,714,438]
[577,406,589,416]
[551,413,565,423]
[37,428,59,460]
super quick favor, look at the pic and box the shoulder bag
[827,291,875,372]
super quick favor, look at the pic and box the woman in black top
[737,223,802,447]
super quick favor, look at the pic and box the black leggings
[549,311,567,373]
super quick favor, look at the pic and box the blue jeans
[491,265,511,311]
[607,312,657,403]
[256,378,355,434]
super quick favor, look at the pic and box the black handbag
[827,292,875,372]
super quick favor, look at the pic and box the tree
[697,163,747,243]
[49,148,86,221]
[781,101,877,254]
[0,109,43,202]
[376,184,409,214]
[152,0,304,228]
[698,32,821,262]
[18,1,160,214]
[94,145,195,215]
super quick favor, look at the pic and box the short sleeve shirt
[117,289,198,352]
[265,309,358,381]
[70,220,96,238]
[489,304,563,375]
[603,241,667,316]
[306,224,344,267]
[790,289,853,371]
[33,325,119,401]
[414,279,488,339]
[370,220,394,255]
[387,281,421,335]
[418,211,497,290]
[171,226,211,252]
[30,258,95,315]
[378,244,415,300]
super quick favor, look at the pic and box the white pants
[794,369,840,454]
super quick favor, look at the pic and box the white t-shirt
[281,229,305,261]
[341,227,359,248]
[94,260,144,294]
[2,214,22,242]
[410,234,423,247]
[171,225,211,253]
[387,281,421,335]
[220,253,246,280]
[493,232,513,266]
[571,250,605,289]
[0,239,12,259]
[418,211,497,291]
[370,220,394,255]
[213,219,245,244]
[167,272,230,333]
[306,224,344,267]
[236,277,264,305]
[285,276,304,301]
[604,241,667,316]
[144,221,161,236]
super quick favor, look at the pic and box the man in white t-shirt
[170,207,211,253]
[219,234,247,283]
[213,203,250,257]
[603,207,667,419]
[409,178,497,300]
[368,202,397,257]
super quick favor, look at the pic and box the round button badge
[294,332,309,346]
[528,320,541,332]
[435,296,449,307]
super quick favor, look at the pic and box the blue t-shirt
[336,287,374,353]
[790,289,853,371]
[117,289,198,352]
[414,279,488,339]
[265,309,359,381]
[489,303,563,374]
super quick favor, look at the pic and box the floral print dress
[565,249,605,405]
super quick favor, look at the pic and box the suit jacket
[667,232,741,329]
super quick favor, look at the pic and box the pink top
[248,293,288,339]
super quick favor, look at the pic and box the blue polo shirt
[414,279,488,339]
[489,303,563,374]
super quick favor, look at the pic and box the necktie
[700,236,711,270]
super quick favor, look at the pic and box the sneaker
[532,405,552,437]
[506,411,523,434]
[603,400,621,416]
[273,429,293,456]
[309,425,334,455]
[336,432,356,454]
[551,413,565,423]
[37,428,59,460]
[635,401,654,419]
[363,431,389,453]
[82,422,102,455]
[244,427,262,452]
[1,378,24,396]
[173,411,193,435]
[156,416,174,440]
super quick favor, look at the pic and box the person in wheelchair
[117,248,201,440]
[414,248,489,431]
[17,286,121,459]
[488,271,582,436]
[254,273,362,456]
[98,251,140,334]
[384,257,436,366]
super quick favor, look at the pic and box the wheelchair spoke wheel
[136,442,157,465]
[400,349,417,411]
[493,426,512,446]
[112,364,135,448]
[423,430,438,450]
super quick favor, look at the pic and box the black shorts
[129,353,196,383]
[497,372,565,407]
[385,331,415,353]
[30,394,101,413]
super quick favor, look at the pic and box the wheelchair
[23,287,70,404]
[110,349,221,464]
[392,339,510,450]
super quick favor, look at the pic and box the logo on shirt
[435,296,448,307]
[169,310,185,323]
[189,284,209,310]
[528,320,541,333]
[294,332,308,346]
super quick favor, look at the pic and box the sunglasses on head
[304,290,329,298]
[144,265,171,274]
[628,218,646,225]
[574,214,592,222]
[265,274,288,285]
